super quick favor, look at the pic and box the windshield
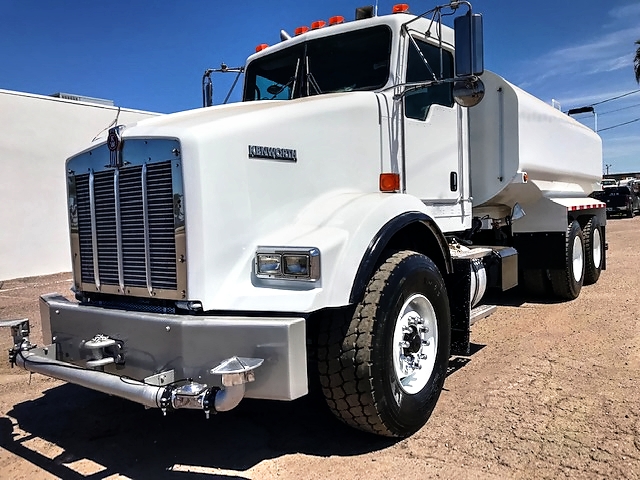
[243,25,392,101]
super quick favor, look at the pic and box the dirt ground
[0,217,638,480]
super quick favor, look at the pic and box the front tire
[317,250,451,437]
[549,220,584,300]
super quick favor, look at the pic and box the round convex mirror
[453,78,485,107]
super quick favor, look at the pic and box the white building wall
[0,89,160,281]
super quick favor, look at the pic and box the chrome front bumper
[34,294,307,402]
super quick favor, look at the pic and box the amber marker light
[380,173,401,192]
[294,26,309,35]
[329,15,345,25]
[255,44,269,52]
[392,3,410,13]
[311,20,326,29]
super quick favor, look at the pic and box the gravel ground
[0,216,638,480]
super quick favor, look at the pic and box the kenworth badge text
[4,2,605,437]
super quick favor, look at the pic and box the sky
[1,0,639,173]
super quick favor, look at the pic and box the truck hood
[121,91,386,311]
[119,93,364,139]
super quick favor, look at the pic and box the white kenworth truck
[5,2,605,437]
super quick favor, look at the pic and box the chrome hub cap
[392,293,438,394]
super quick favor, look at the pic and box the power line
[598,117,640,132]
[591,89,640,107]
[599,102,640,115]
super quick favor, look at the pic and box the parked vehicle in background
[592,186,638,218]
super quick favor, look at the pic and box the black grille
[76,160,177,291]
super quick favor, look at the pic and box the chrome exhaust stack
[2,318,263,418]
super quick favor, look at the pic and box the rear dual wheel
[549,220,584,300]
[521,217,602,299]
[582,216,603,285]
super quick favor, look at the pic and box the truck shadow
[483,287,567,307]
[1,382,397,479]
[1,345,483,480]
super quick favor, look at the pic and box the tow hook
[82,334,124,368]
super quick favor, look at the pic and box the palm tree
[635,40,640,83]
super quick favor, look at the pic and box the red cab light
[311,20,326,30]
[294,26,309,36]
[255,43,268,52]
[392,3,410,13]
[329,15,345,25]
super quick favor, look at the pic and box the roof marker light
[329,15,345,25]
[380,173,400,192]
[392,3,410,13]
[311,20,326,30]
[294,26,309,36]
[255,43,269,52]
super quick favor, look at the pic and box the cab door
[403,38,461,204]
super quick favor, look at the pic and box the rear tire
[549,220,584,300]
[317,250,451,437]
[583,216,603,285]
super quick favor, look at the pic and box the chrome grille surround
[67,138,186,300]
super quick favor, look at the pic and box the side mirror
[454,12,484,77]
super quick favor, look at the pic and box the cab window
[405,39,454,121]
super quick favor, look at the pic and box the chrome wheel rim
[392,293,438,394]
[572,235,584,283]
[592,228,602,269]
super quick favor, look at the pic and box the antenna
[374,0,379,16]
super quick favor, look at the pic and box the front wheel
[317,250,451,437]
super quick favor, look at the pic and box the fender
[203,192,453,313]
[349,211,452,305]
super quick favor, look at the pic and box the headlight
[256,247,320,281]
[257,254,282,275]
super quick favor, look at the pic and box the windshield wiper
[267,57,301,99]
[304,46,322,96]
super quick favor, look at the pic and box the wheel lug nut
[400,341,410,348]
[422,339,431,346]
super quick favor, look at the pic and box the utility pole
[604,164,612,175]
